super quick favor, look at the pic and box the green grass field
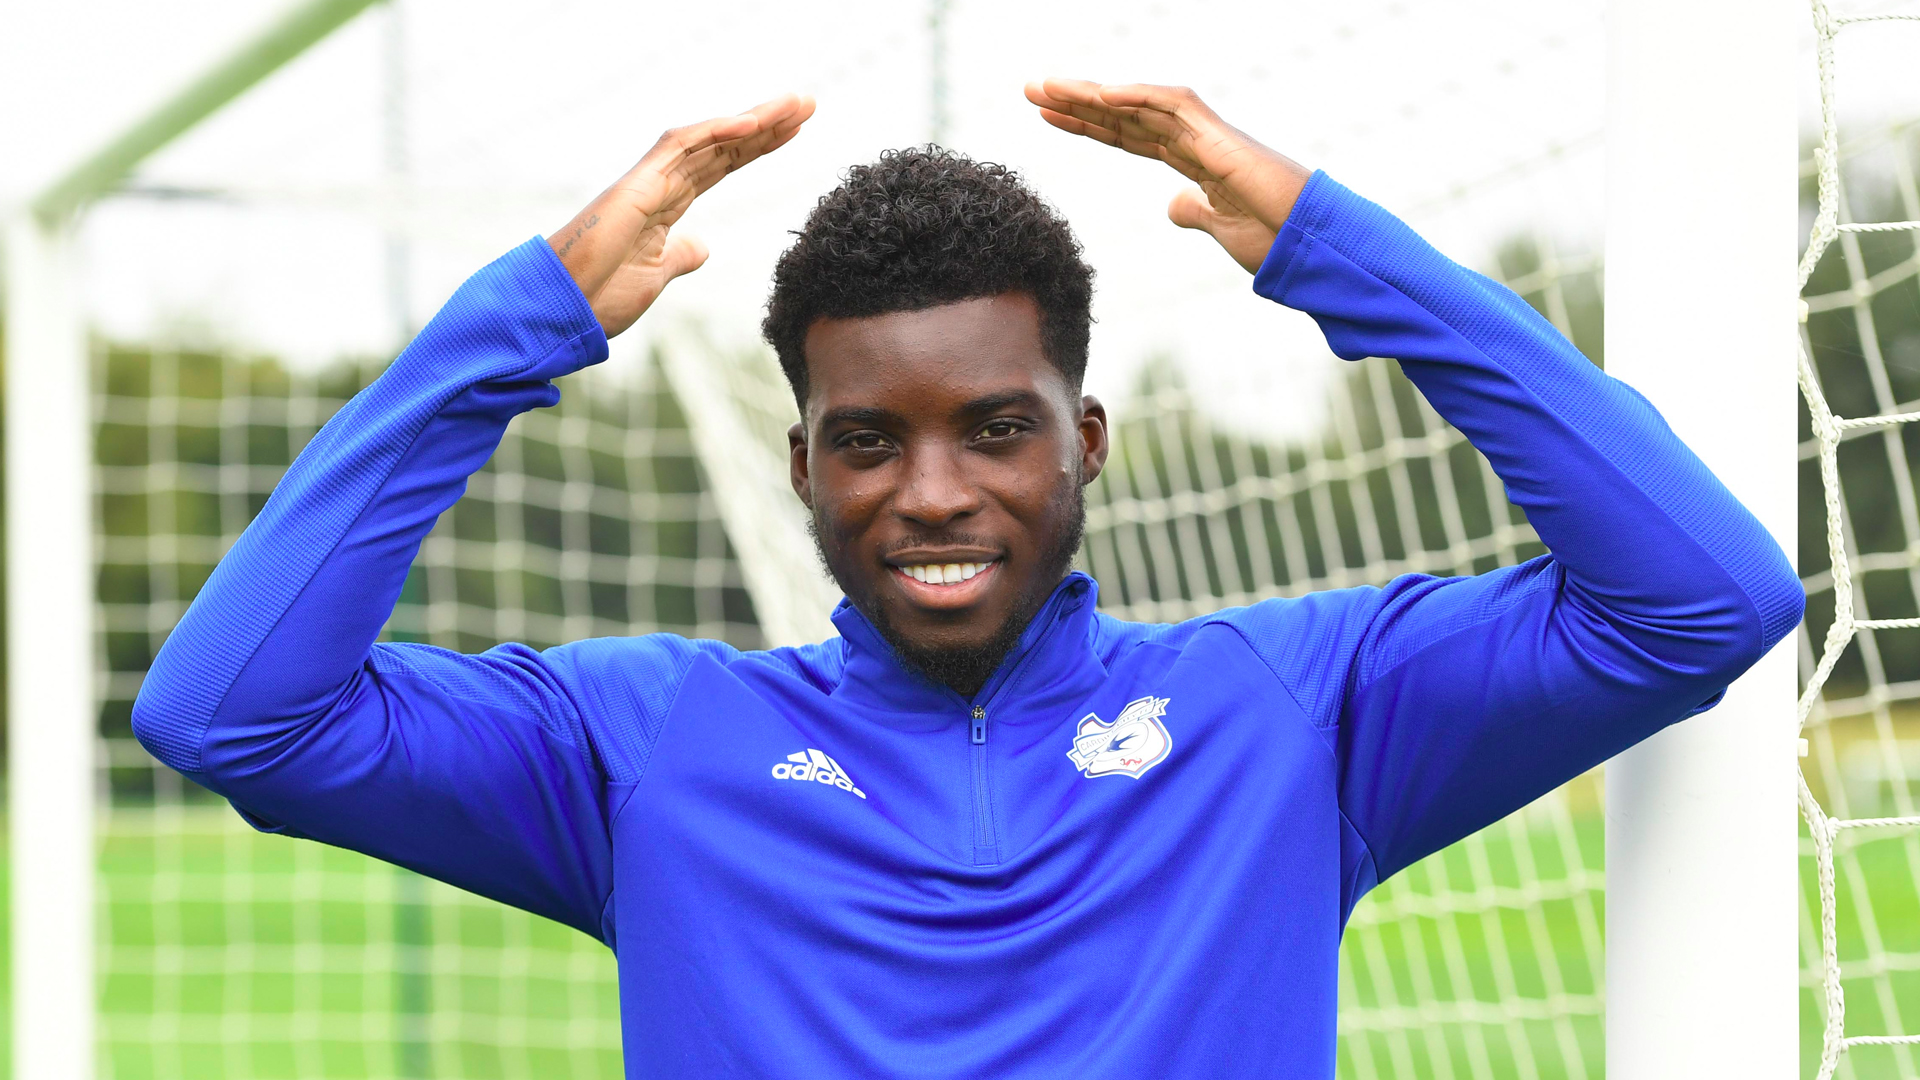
[93,808,620,1080]
[0,785,1897,1078]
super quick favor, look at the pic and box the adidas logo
[770,749,867,800]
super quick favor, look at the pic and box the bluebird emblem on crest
[1066,695,1172,779]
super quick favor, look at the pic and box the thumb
[662,233,710,281]
[1167,188,1216,233]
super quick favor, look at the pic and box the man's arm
[132,96,813,939]
[1251,172,1801,883]
[1030,82,1803,890]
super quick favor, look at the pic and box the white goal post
[2,4,380,1078]
[1603,0,1801,1077]
[3,211,97,1080]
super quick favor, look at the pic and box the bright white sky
[2,0,1914,438]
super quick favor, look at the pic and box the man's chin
[850,573,1039,698]
[880,615,1010,658]
[879,609,1032,699]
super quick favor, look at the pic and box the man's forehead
[803,293,1043,361]
[801,293,1066,419]
[813,388,1055,431]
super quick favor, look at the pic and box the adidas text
[771,749,867,799]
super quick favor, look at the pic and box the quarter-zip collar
[828,571,1104,723]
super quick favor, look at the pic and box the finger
[1097,82,1216,123]
[1036,107,1176,166]
[1042,97,1138,135]
[644,96,814,209]
[1021,78,1098,117]
[671,111,810,198]
[640,114,760,174]
[1035,77,1113,109]
[1033,93,1198,163]
[740,91,816,136]
[1039,79,1211,147]
[759,119,806,156]
[661,234,709,281]
[1037,107,1122,147]
[1033,80,1148,134]
[636,92,810,178]
[1167,187,1214,232]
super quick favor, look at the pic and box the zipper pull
[970,705,988,745]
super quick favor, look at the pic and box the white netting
[86,194,1609,1079]
[1798,4,1920,1078]
[1075,225,1608,1080]
[51,2,1633,1075]
[93,348,750,1077]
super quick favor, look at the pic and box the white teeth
[900,559,995,585]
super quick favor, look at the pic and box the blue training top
[133,172,1803,1078]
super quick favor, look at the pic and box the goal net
[44,0,1888,1076]
[85,176,1612,1080]
[89,255,1605,1080]
[1796,4,1920,1078]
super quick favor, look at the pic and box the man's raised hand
[1025,80,1310,274]
[549,93,815,337]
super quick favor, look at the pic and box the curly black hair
[762,146,1094,408]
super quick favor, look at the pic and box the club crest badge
[1066,695,1172,779]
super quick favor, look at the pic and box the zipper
[956,577,1091,868]
[969,705,997,864]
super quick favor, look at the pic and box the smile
[894,560,996,585]
[889,558,1002,602]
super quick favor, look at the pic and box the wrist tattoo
[557,213,600,258]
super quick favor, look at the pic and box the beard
[810,471,1087,700]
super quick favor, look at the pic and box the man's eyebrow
[817,405,905,428]
[956,390,1047,417]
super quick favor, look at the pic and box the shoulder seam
[625,648,708,788]
[1347,571,1558,704]
[1205,616,1336,733]
[598,782,643,946]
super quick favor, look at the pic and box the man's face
[788,293,1108,691]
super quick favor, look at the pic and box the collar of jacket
[825,571,1108,728]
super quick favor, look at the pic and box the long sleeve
[1234,172,1803,891]
[132,238,621,940]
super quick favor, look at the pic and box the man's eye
[844,433,887,451]
[982,421,1021,439]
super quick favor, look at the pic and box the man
[135,82,1802,1077]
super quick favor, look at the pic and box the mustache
[876,533,999,558]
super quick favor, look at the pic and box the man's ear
[788,422,813,508]
[1079,395,1110,485]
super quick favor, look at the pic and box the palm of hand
[581,176,695,336]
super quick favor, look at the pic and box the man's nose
[893,445,982,527]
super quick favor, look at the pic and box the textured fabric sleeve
[131,238,637,939]
[1233,172,1804,884]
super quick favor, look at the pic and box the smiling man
[134,82,1802,1078]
